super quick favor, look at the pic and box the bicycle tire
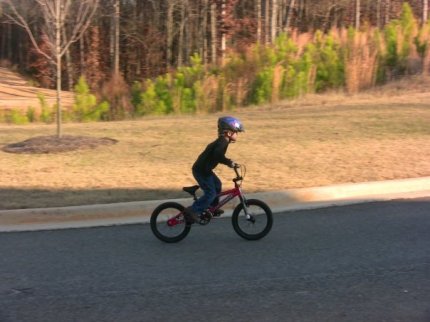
[232,199,273,240]
[150,202,191,243]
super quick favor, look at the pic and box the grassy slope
[0,67,74,111]
[0,75,429,210]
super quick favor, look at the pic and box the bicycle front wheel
[150,202,191,243]
[232,199,273,240]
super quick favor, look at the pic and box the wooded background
[0,0,429,127]
[1,0,428,90]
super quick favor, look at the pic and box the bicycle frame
[207,185,248,217]
[167,166,250,227]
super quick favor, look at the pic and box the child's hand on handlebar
[231,161,240,168]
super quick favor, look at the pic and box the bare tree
[177,1,187,67]
[283,0,296,32]
[256,0,262,42]
[423,0,429,24]
[211,1,217,64]
[385,0,391,25]
[221,0,227,64]
[201,0,210,63]
[166,0,176,69]
[264,0,270,43]
[113,0,120,75]
[271,0,278,41]
[4,0,99,138]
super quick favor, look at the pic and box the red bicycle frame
[167,166,248,226]
[208,186,243,213]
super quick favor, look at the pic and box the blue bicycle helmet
[218,116,245,135]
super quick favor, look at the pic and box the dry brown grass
[0,77,429,210]
[0,67,74,111]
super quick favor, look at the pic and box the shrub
[383,3,417,78]
[73,76,98,121]
[73,76,110,122]
[5,109,29,125]
[26,107,37,122]
[131,81,143,112]
[100,73,132,120]
[37,93,53,123]
[249,67,274,105]
[137,79,168,115]
[311,31,345,92]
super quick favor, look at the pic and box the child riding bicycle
[184,116,245,223]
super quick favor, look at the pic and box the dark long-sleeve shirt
[192,136,233,175]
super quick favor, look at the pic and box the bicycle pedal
[198,212,212,225]
[198,217,211,225]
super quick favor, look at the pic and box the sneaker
[213,209,224,216]
[183,206,200,224]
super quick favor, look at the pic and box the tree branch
[4,0,54,64]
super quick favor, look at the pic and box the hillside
[0,67,74,111]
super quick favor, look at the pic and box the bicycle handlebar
[232,164,244,183]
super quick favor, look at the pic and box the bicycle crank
[198,211,212,225]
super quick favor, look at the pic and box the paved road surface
[1,198,429,322]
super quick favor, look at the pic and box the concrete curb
[1,176,429,232]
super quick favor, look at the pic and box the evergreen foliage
[73,76,109,122]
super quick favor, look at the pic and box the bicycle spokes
[246,214,256,224]
[232,199,273,240]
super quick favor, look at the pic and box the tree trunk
[385,0,390,25]
[220,0,226,65]
[284,0,296,32]
[376,0,382,28]
[80,36,85,76]
[6,24,13,61]
[177,2,186,67]
[62,27,74,91]
[166,2,174,69]
[264,0,270,43]
[355,0,360,29]
[55,0,62,138]
[184,5,191,66]
[423,0,429,24]
[271,0,278,42]
[113,0,120,75]
[201,0,209,63]
[211,2,217,64]
[256,0,262,42]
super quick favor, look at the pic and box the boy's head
[218,116,244,142]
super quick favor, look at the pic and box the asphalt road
[1,198,429,322]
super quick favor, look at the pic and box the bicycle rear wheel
[150,202,191,243]
[232,199,273,240]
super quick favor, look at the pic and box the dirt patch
[2,135,118,154]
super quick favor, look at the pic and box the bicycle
[150,164,273,243]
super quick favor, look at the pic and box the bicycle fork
[238,190,255,223]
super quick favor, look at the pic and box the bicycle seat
[183,185,200,196]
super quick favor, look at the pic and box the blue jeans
[191,169,222,213]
